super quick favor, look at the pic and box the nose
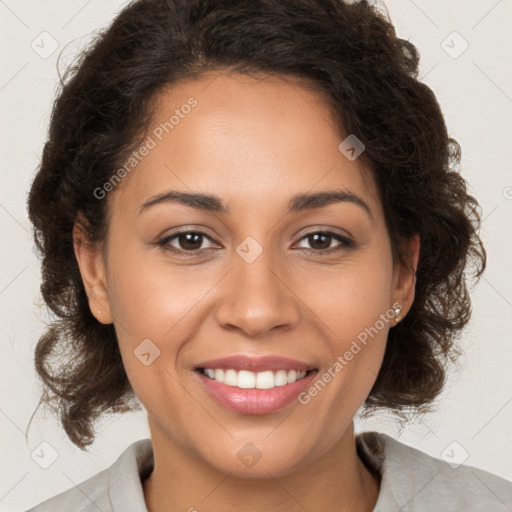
[213,247,301,338]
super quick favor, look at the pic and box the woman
[25,0,511,510]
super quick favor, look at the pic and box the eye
[157,230,218,253]
[156,228,354,256]
[294,231,353,253]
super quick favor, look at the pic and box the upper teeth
[202,368,307,389]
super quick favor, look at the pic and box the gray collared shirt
[25,432,512,511]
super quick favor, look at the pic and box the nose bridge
[213,239,300,336]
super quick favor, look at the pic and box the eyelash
[155,229,354,256]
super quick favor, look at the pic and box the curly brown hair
[27,0,485,450]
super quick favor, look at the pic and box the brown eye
[158,230,217,253]
[295,231,353,252]
[306,233,333,250]
[176,232,204,251]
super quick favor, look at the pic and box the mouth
[193,356,318,415]
[196,367,314,389]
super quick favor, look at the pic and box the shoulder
[357,431,512,512]
[24,438,153,512]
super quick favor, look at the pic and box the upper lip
[195,355,316,373]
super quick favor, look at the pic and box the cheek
[295,255,393,409]
[106,235,215,342]
[105,258,207,424]
[103,236,217,389]
[300,255,394,343]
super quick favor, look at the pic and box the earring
[98,309,102,315]
[393,304,403,323]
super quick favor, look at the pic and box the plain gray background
[1,1,511,510]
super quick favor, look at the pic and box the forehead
[110,71,381,218]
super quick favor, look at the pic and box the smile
[198,368,310,389]
[194,356,318,414]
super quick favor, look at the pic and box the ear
[72,218,113,324]
[391,235,420,322]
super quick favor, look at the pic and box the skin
[74,71,419,512]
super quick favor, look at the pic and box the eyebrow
[139,189,373,220]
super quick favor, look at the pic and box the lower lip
[195,370,318,415]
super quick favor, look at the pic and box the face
[75,71,417,477]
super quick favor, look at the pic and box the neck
[143,420,380,512]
